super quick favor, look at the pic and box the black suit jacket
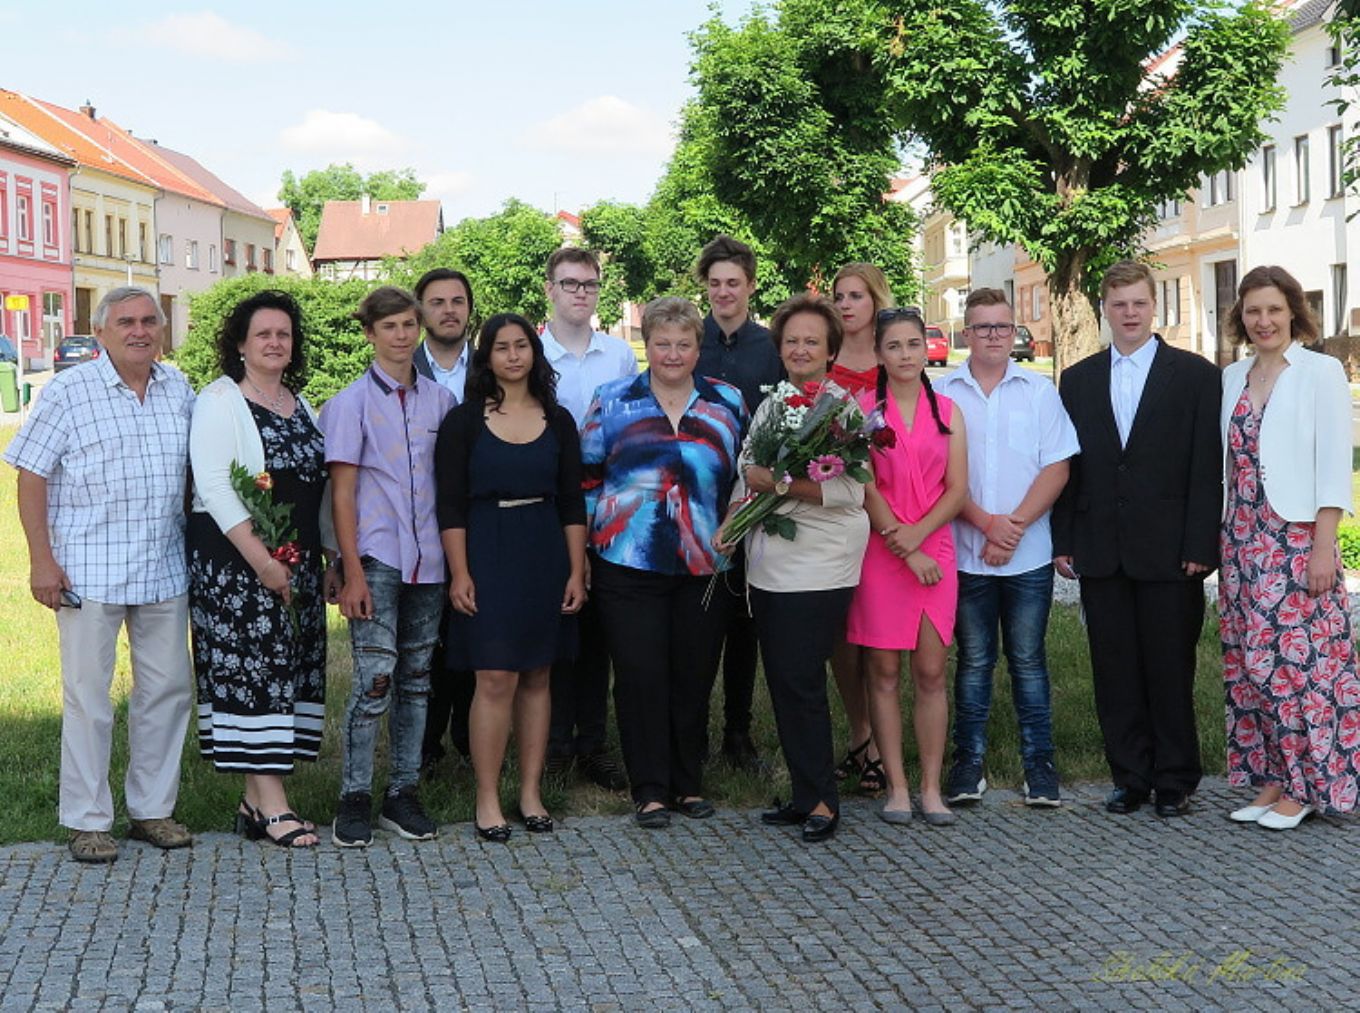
[1051,337,1222,582]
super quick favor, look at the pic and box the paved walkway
[0,779,1353,1011]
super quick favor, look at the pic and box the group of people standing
[9,232,1358,861]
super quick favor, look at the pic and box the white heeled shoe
[1256,804,1314,830]
[1228,803,1276,823]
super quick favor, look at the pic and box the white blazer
[190,375,335,548]
[1220,342,1353,522]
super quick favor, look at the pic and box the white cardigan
[1220,342,1353,522]
[190,375,335,548]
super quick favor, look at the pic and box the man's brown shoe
[69,830,118,863]
[128,817,192,850]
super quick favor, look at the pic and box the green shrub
[1339,521,1360,570]
[172,274,376,405]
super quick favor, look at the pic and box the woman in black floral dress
[188,291,333,848]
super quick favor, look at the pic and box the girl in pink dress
[847,308,968,826]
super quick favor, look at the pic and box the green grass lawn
[0,429,1231,845]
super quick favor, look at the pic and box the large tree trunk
[1048,250,1103,377]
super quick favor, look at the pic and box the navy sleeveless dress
[447,419,578,671]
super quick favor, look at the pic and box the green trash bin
[0,362,18,413]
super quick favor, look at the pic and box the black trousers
[592,557,730,806]
[548,588,610,759]
[710,551,760,742]
[1080,572,1205,794]
[422,599,474,762]
[750,586,850,815]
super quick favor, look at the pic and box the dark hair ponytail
[921,371,950,435]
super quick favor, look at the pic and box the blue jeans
[951,565,1056,768]
[340,558,444,796]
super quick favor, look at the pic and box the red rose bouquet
[230,461,302,636]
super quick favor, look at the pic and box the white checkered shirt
[4,355,194,604]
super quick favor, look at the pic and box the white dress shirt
[541,324,638,427]
[1110,337,1158,447]
[939,359,1080,576]
[424,340,471,403]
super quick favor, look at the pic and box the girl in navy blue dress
[435,314,587,842]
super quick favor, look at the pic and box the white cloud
[523,96,673,158]
[421,170,475,204]
[136,12,294,63]
[278,109,410,164]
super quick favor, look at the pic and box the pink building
[0,112,73,367]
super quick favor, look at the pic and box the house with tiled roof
[149,145,278,286]
[0,110,75,368]
[0,90,159,339]
[267,208,312,279]
[312,196,443,281]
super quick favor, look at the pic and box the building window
[286,248,297,271]
[84,211,93,253]
[1328,39,1343,68]
[139,223,148,262]
[1157,197,1181,219]
[186,240,199,270]
[209,244,218,272]
[71,208,79,251]
[1295,135,1311,204]
[1202,171,1235,207]
[1031,285,1042,322]
[117,219,127,258]
[262,248,273,272]
[1003,279,1014,306]
[0,180,8,241]
[224,239,236,265]
[158,234,173,265]
[104,215,113,255]
[1261,145,1277,211]
[1158,278,1181,328]
[1329,125,1345,198]
[1333,264,1348,336]
[16,194,30,241]
[246,243,257,270]
[42,202,56,246]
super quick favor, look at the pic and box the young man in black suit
[1051,260,1221,818]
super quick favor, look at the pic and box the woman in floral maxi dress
[1219,265,1360,830]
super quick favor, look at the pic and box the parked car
[1011,325,1036,362]
[0,334,15,364]
[53,335,100,372]
[925,326,950,367]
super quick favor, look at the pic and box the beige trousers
[55,594,192,831]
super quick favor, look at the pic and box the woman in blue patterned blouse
[581,296,748,828]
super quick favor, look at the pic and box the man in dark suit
[1052,260,1221,818]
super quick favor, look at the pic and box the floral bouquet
[722,380,894,543]
[229,462,302,636]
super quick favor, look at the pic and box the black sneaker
[579,749,628,792]
[332,792,373,848]
[944,758,987,804]
[1023,760,1062,808]
[379,786,437,841]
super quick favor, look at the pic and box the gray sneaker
[945,758,986,804]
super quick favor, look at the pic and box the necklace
[1249,359,1285,386]
[247,377,287,413]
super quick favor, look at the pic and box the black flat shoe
[1154,790,1191,818]
[475,822,512,843]
[635,803,671,829]
[1105,787,1150,814]
[801,812,839,843]
[761,800,807,826]
[672,797,715,819]
[522,813,554,833]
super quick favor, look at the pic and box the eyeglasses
[964,323,1016,338]
[876,307,923,324]
[554,279,602,295]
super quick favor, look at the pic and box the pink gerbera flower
[807,454,845,482]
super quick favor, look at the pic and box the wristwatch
[774,477,791,496]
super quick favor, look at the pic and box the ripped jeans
[339,557,445,797]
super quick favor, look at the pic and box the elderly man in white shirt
[540,247,637,790]
[5,287,195,863]
[938,289,1079,808]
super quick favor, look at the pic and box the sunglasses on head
[876,307,923,324]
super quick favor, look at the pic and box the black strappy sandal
[835,738,871,780]
[258,809,318,848]
[858,757,888,795]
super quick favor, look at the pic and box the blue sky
[2,1,757,221]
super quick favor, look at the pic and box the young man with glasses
[694,234,782,772]
[938,289,1079,808]
[541,247,637,791]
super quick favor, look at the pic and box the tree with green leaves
[387,199,563,326]
[693,0,1290,370]
[278,163,426,251]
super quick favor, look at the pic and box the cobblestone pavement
[0,777,1354,1011]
